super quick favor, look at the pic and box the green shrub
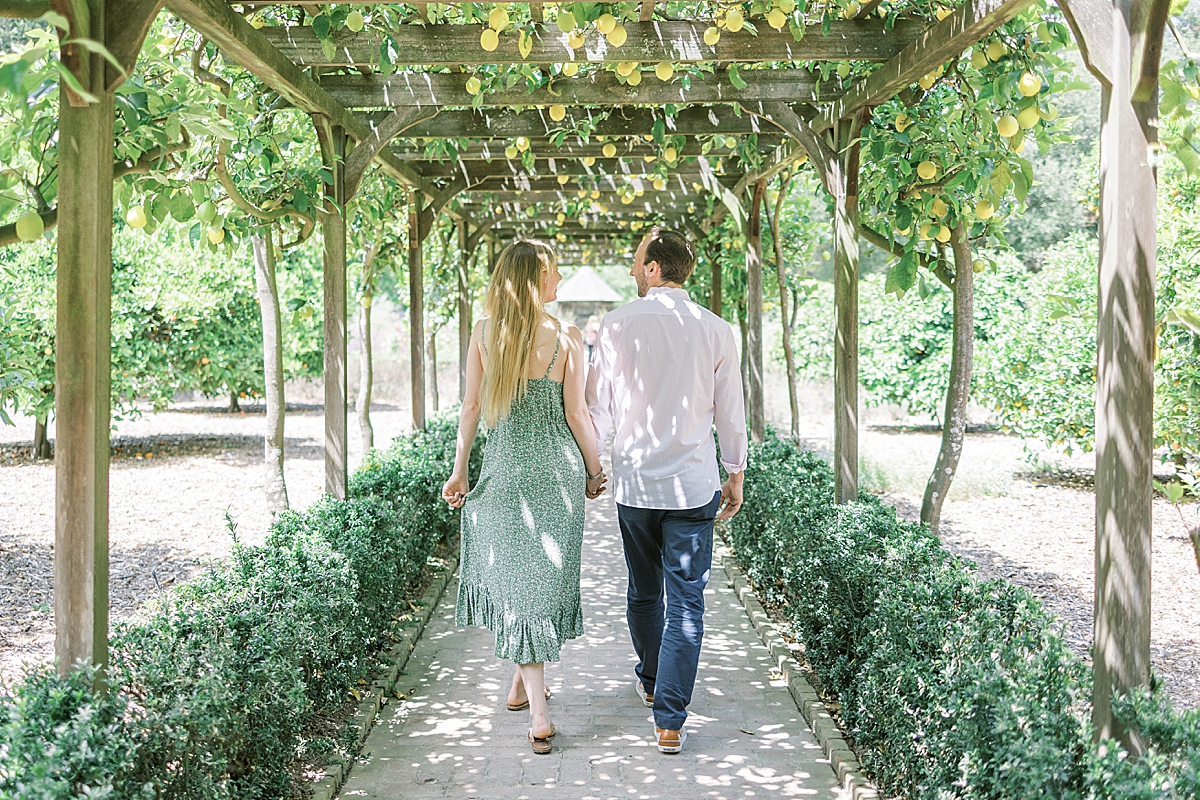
[1091,689,1200,800]
[725,432,1195,799]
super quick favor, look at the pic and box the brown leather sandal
[506,686,552,712]
[528,723,557,755]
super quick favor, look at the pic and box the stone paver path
[339,499,843,800]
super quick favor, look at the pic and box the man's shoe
[636,680,654,708]
[655,726,687,754]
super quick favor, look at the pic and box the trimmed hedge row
[0,415,480,800]
[725,433,1199,800]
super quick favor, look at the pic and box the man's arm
[713,323,748,519]
[585,324,614,456]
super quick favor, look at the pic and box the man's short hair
[643,227,696,285]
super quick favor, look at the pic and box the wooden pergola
[21,0,1166,748]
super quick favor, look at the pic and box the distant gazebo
[551,266,624,329]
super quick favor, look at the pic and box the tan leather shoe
[655,726,687,754]
[636,680,654,708]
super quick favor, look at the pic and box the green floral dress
[456,331,586,664]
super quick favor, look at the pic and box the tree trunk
[357,298,374,452]
[252,231,289,514]
[709,245,722,316]
[409,193,426,431]
[745,179,767,443]
[427,329,439,413]
[737,305,750,419]
[920,226,974,534]
[767,175,800,442]
[228,390,240,413]
[458,217,472,402]
[33,414,51,459]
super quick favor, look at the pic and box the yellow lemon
[975,199,995,219]
[249,17,265,29]
[1017,104,1040,129]
[346,10,365,31]
[197,201,216,223]
[655,61,674,81]
[15,210,43,241]
[1037,22,1052,43]
[918,73,936,90]
[626,68,642,85]
[617,60,637,76]
[663,146,678,162]
[780,0,797,10]
[935,6,952,19]
[125,205,148,229]
[643,153,656,162]
[934,225,952,243]
[207,226,225,244]
[549,103,566,121]
[602,142,617,157]
[562,61,579,76]
[1008,134,1026,153]
[591,189,601,199]
[766,8,787,28]
[837,61,851,79]
[995,113,1018,137]
[607,24,627,47]
[488,6,509,29]
[480,28,500,51]
[568,30,586,48]
[1017,71,1042,97]
[972,258,987,273]
[919,222,932,240]
[895,113,911,132]
[557,175,570,184]
[556,212,566,223]
[704,26,721,45]
[556,10,577,32]
[596,13,617,34]
[726,9,745,31]
[505,144,519,158]
[985,40,1007,61]
[931,197,948,217]
[516,135,531,151]
[653,177,666,190]
[970,48,988,69]
[916,160,937,180]
[465,75,483,95]
[582,156,596,166]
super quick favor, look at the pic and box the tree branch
[858,222,954,288]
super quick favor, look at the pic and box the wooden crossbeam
[453,173,734,193]
[411,157,723,179]
[318,68,837,108]
[165,0,432,199]
[260,19,923,67]
[459,189,706,204]
[360,105,775,139]
[814,0,1036,132]
[390,137,782,161]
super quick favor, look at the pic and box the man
[586,226,748,754]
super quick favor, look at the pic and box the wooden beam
[318,68,836,108]
[0,0,51,18]
[261,19,924,68]
[164,0,433,198]
[390,136,782,161]
[411,157,723,179]
[814,0,1036,132]
[640,1,655,21]
[344,106,439,199]
[55,0,114,679]
[453,173,733,193]
[359,105,776,140]
[103,0,165,90]
[457,190,703,205]
[315,120,349,498]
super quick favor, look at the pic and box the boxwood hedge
[724,432,1199,800]
[0,414,481,800]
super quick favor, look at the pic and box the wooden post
[457,216,472,402]
[745,179,767,442]
[409,191,426,431]
[54,1,114,678]
[710,244,722,317]
[318,123,348,498]
[833,115,865,504]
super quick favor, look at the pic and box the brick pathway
[338,499,843,800]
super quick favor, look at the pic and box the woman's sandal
[527,723,557,755]
[506,687,552,712]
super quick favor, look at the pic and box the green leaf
[884,250,917,296]
[312,13,331,39]
[320,38,337,63]
[1167,307,1200,334]
[728,63,748,90]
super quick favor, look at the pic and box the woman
[441,239,606,755]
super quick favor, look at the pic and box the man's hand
[717,471,744,520]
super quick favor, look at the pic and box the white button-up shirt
[586,286,748,510]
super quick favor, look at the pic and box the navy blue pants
[617,491,720,730]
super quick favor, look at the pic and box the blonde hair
[481,239,557,427]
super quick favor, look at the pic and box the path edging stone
[716,537,881,800]
[309,554,459,800]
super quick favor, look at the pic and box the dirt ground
[1,303,1196,712]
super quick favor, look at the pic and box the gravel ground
[2,351,1196,712]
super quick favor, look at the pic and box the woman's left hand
[442,473,469,508]
[585,471,607,500]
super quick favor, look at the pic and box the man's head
[631,227,696,297]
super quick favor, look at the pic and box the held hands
[442,473,469,509]
[717,471,744,521]
[586,470,608,500]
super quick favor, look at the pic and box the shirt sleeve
[585,322,614,456]
[714,322,748,475]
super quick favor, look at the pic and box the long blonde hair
[481,239,557,427]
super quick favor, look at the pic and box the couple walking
[441,227,748,755]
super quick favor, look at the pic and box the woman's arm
[561,324,606,498]
[442,319,486,508]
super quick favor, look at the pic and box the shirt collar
[646,286,691,302]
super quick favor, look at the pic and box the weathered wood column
[409,190,426,430]
[832,116,865,504]
[1061,0,1166,752]
[316,121,348,497]
[457,216,472,402]
[745,179,767,442]
[55,8,115,677]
